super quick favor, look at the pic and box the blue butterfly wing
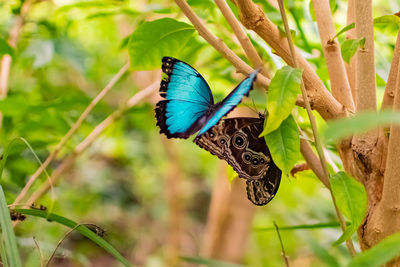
[198,69,259,135]
[155,57,214,139]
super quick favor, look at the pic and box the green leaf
[128,18,195,70]
[15,209,132,267]
[0,38,13,57]
[253,221,341,232]
[331,23,355,41]
[226,165,238,183]
[322,110,400,143]
[265,115,300,175]
[373,15,400,27]
[347,232,400,267]
[330,172,366,245]
[341,38,364,63]
[259,66,302,136]
[181,256,244,267]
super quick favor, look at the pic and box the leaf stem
[277,0,356,257]
[274,222,290,267]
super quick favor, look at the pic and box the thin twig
[174,0,270,89]
[273,222,290,267]
[12,63,129,206]
[33,237,45,267]
[21,82,158,210]
[45,224,81,267]
[277,0,356,257]
[214,0,269,78]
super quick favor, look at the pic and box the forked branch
[174,0,271,89]
[234,0,344,120]
[312,0,355,112]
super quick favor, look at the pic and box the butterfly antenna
[251,97,260,116]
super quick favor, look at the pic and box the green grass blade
[0,186,22,267]
[253,222,341,232]
[15,209,132,267]
[181,255,244,267]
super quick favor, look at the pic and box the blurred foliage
[0,0,398,266]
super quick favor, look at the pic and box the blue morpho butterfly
[155,57,259,139]
[155,57,281,205]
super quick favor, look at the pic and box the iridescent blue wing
[197,69,259,136]
[155,57,214,139]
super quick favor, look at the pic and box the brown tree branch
[345,0,356,100]
[365,46,400,251]
[174,0,271,89]
[12,63,130,205]
[354,0,376,112]
[18,82,158,210]
[214,0,269,78]
[312,0,355,112]
[381,30,400,110]
[277,0,356,256]
[299,138,329,188]
[234,0,345,120]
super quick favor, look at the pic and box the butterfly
[194,117,281,205]
[155,57,259,139]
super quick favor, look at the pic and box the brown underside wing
[194,117,282,206]
[246,164,281,206]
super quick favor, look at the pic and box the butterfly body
[155,57,258,139]
[194,116,282,205]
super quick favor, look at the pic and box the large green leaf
[265,115,300,175]
[15,209,132,267]
[331,23,355,41]
[330,172,367,245]
[128,18,195,70]
[347,232,400,267]
[341,38,365,63]
[323,110,400,143]
[260,66,302,136]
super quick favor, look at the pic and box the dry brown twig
[214,0,269,77]
[174,0,271,89]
